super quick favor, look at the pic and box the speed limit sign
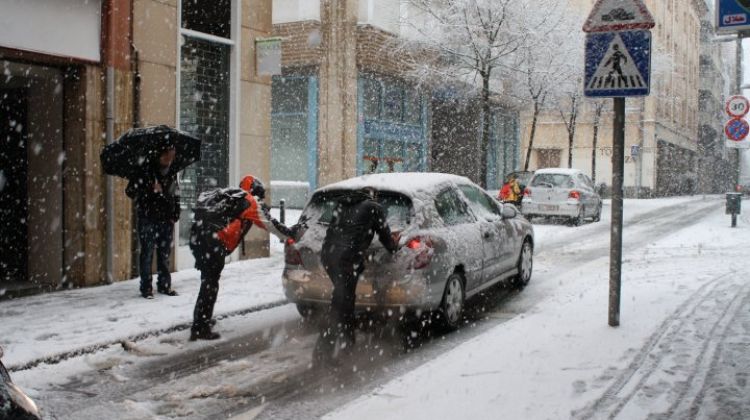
[726,95,750,118]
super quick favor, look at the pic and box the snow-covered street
[3,195,749,419]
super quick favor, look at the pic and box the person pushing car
[316,187,400,361]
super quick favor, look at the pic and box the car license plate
[539,204,559,211]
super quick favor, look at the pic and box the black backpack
[192,187,250,233]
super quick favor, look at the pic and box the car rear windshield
[531,173,574,188]
[302,190,412,229]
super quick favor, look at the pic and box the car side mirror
[502,205,517,219]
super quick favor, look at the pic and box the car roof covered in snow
[316,172,474,196]
[534,168,583,176]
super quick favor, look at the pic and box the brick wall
[274,20,323,68]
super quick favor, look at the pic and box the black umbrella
[100,125,201,179]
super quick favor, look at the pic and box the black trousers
[321,248,364,342]
[192,253,225,332]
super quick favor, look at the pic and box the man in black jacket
[317,187,399,360]
[126,146,181,299]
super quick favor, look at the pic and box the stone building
[270,0,521,203]
[698,9,737,194]
[523,0,715,197]
[0,0,273,295]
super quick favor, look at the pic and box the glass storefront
[271,75,317,208]
[487,109,519,189]
[359,75,427,175]
[178,0,232,246]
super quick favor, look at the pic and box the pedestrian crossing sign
[584,30,651,97]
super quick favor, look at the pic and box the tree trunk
[591,104,603,183]
[480,72,491,188]
[567,96,578,168]
[524,101,540,171]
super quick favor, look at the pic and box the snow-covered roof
[534,167,584,175]
[316,172,473,196]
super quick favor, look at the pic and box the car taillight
[524,187,531,197]
[284,238,302,265]
[568,190,581,200]
[405,236,434,269]
[406,238,421,249]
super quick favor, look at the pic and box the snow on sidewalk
[0,209,302,370]
[324,198,750,420]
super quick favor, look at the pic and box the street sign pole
[609,97,625,327]
[583,0,654,327]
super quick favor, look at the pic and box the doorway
[0,88,29,283]
[0,60,64,289]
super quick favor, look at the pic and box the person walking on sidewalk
[126,145,181,299]
[315,187,400,362]
[188,175,300,341]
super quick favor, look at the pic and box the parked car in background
[282,173,534,329]
[521,168,602,226]
[0,346,41,419]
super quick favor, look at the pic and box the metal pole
[609,97,625,327]
[737,38,744,190]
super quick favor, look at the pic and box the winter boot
[190,327,220,341]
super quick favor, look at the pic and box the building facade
[0,0,273,295]
[270,0,521,203]
[523,0,714,197]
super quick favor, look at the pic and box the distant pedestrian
[126,145,181,299]
[315,187,400,362]
[188,175,301,341]
[499,175,522,207]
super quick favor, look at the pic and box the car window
[531,173,574,188]
[458,184,501,220]
[583,175,595,189]
[302,190,413,230]
[435,188,475,226]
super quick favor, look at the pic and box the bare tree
[558,88,581,168]
[590,100,606,183]
[402,0,562,186]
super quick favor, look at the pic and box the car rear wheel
[593,203,602,222]
[437,273,465,330]
[570,206,585,226]
[513,239,533,289]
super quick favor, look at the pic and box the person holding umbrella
[101,125,201,299]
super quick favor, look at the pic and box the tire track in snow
[570,269,748,420]
[673,289,750,420]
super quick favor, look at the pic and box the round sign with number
[726,95,750,118]
[725,117,750,142]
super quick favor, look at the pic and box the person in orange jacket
[498,174,521,206]
[189,174,301,340]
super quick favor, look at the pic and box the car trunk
[289,190,417,304]
[529,174,574,209]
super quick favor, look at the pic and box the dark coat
[321,192,398,264]
[126,163,180,222]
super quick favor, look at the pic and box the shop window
[363,78,381,119]
[383,85,403,122]
[403,91,421,125]
[182,0,231,38]
[272,77,308,114]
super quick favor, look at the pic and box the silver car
[521,168,603,225]
[282,173,534,329]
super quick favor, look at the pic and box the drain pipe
[105,68,115,284]
[105,0,117,284]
